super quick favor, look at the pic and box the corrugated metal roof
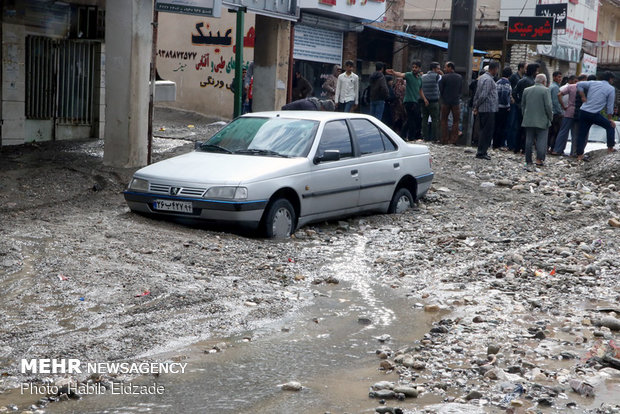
[364,25,487,55]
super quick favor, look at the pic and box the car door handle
[351,169,358,175]
[393,162,400,168]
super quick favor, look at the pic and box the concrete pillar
[103,0,152,167]
[343,32,357,64]
[253,15,290,112]
[381,0,406,71]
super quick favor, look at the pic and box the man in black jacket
[369,62,389,120]
[512,63,539,153]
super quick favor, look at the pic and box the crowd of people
[280,59,618,169]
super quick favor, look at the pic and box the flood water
[13,235,443,413]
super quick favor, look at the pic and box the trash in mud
[569,379,595,397]
[135,290,151,297]
[57,274,69,281]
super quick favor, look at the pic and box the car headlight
[129,177,149,192]
[205,186,248,200]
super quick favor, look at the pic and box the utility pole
[233,7,246,118]
[447,0,477,146]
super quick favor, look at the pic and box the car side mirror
[314,149,340,164]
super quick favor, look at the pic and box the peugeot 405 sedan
[124,111,434,238]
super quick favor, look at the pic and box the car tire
[388,187,414,214]
[263,198,296,238]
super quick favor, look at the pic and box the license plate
[153,199,193,213]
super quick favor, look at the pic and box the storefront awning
[364,25,487,55]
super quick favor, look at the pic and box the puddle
[4,235,442,413]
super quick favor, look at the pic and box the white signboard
[156,0,221,18]
[293,24,343,64]
[537,17,583,62]
[298,0,385,21]
[581,53,597,75]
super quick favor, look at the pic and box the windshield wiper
[199,144,232,153]
[234,149,289,157]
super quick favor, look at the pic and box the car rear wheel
[388,187,414,214]
[263,198,296,238]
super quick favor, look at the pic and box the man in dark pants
[439,61,463,145]
[548,71,564,153]
[512,63,540,153]
[387,61,426,141]
[575,71,617,160]
[472,61,499,160]
[494,66,512,149]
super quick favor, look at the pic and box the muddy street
[1,108,620,413]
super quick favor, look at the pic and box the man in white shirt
[334,60,359,113]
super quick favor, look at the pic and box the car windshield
[199,117,319,158]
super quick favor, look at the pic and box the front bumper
[123,191,268,223]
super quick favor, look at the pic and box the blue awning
[364,25,487,55]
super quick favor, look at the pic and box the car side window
[317,120,353,160]
[350,119,391,155]
[381,131,397,151]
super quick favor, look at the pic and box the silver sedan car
[124,111,433,237]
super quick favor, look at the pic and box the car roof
[240,111,378,122]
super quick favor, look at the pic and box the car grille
[149,183,206,197]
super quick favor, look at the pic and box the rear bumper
[123,191,267,223]
[415,172,434,199]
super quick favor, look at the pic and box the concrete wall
[253,15,289,112]
[156,11,255,120]
[103,0,151,167]
[404,0,503,30]
[1,23,25,146]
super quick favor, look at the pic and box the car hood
[134,151,308,185]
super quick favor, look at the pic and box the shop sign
[156,0,222,18]
[536,18,583,62]
[293,24,343,65]
[535,3,567,31]
[581,54,597,75]
[507,17,554,43]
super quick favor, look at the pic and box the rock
[281,381,302,391]
[375,407,396,414]
[510,399,524,407]
[537,397,554,406]
[424,304,440,312]
[436,187,451,192]
[569,379,595,397]
[484,368,506,380]
[512,184,525,191]
[380,360,395,370]
[358,316,372,325]
[480,182,495,188]
[608,218,620,228]
[497,179,512,187]
[372,381,394,390]
[377,334,391,343]
[412,360,426,370]
[599,316,620,331]
[430,326,448,334]
[393,386,418,398]
[465,390,483,400]
[325,276,339,284]
[371,389,396,399]
[473,315,485,323]
[487,344,500,355]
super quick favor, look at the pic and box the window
[381,131,397,151]
[350,119,395,155]
[317,120,353,159]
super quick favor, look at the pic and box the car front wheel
[263,198,296,238]
[388,187,414,214]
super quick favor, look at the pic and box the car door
[302,120,361,217]
[349,119,399,208]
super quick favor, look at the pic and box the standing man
[439,61,463,145]
[291,70,313,102]
[369,62,389,120]
[387,61,426,141]
[510,62,525,89]
[575,71,617,160]
[421,62,442,141]
[472,60,499,160]
[322,64,341,102]
[548,71,564,153]
[521,74,553,170]
[512,63,540,153]
[552,75,579,156]
[334,60,359,113]
[493,66,512,149]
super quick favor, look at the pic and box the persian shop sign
[507,16,554,43]
[535,3,567,31]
